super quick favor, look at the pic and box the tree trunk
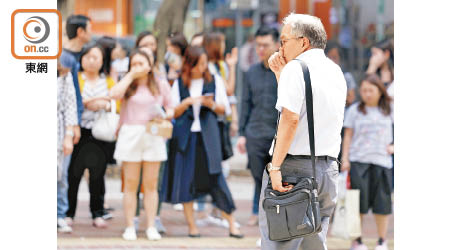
[153,0,191,64]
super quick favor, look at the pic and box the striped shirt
[80,73,109,129]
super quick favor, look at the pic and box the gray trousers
[259,156,339,250]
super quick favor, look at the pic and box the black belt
[287,154,338,162]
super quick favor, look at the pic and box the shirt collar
[295,48,325,61]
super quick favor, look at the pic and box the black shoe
[229,232,244,239]
[188,233,201,238]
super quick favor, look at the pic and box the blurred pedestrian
[57,56,78,233]
[124,42,169,234]
[135,31,166,80]
[62,15,92,143]
[165,32,188,84]
[65,44,117,228]
[160,46,243,238]
[236,26,280,227]
[203,32,238,176]
[110,49,174,241]
[366,39,393,87]
[366,38,394,190]
[111,41,130,81]
[260,13,346,249]
[325,41,357,107]
[341,74,394,250]
[60,15,92,229]
[239,34,259,73]
[190,32,204,47]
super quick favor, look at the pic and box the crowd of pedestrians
[57,12,394,250]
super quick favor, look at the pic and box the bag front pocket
[285,199,314,236]
[265,204,290,241]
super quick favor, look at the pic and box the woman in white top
[160,46,243,238]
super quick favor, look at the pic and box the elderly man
[258,14,347,250]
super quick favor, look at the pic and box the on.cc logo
[23,16,50,44]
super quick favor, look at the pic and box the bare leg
[374,214,389,239]
[221,211,242,235]
[122,162,142,228]
[183,202,199,235]
[142,161,160,229]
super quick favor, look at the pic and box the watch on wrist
[266,162,281,172]
[65,130,74,137]
[211,103,217,111]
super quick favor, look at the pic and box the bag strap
[295,59,318,190]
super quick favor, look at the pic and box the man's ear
[76,27,85,37]
[303,37,311,50]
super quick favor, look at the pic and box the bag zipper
[274,193,310,214]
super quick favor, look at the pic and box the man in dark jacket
[237,26,280,226]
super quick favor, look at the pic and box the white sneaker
[220,218,241,229]
[64,217,73,226]
[195,216,215,227]
[374,241,389,250]
[57,218,72,233]
[122,227,137,241]
[173,203,183,211]
[256,238,261,247]
[146,227,162,241]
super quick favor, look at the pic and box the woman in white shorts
[110,49,174,241]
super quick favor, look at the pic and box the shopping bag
[331,171,362,239]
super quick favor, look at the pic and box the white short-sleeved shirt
[171,74,231,132]
[270,49,347,157]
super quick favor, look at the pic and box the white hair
[282,13,327,49]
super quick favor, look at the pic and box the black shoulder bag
[262,60,322,241]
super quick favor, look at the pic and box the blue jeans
[57,155,71,218]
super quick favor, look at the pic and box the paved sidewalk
[58,175,393,249]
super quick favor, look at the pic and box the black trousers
[246,137,273,215]
[66,128,109,219]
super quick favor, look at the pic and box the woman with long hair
[160,46,243,238]
[341,74,394,250]
[110,50,174,241]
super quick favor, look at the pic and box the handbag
[263,60,322,241]
[92,99,120,142]
[331,171,362,239]
[146,119,173,139]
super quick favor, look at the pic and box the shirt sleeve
[62,73,79,127]
[170,79,181,106]
[159,78,175,109]
[275,61,305,114]
[343,104,357,128]
[239,70,252,136]
[344,72,356,90]
[214,74,232,116]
